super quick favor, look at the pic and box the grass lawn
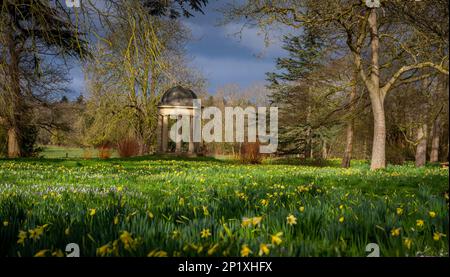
[0,153,448,257]
[39,145,119,159]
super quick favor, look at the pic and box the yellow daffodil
[202,206,209,216]
[241,217,251,227]
[429,211,436,218]
[172,230,181,239]
[396,207,403,215]
[299,206,305,212]
[240,244,252,257]
[242,216,262,228]
[89,208,96,216]
[403,238,412,249]
[252,216,262,226]
[433,232,444,241]
[339,216,345,223]
[52,249,65,257]
[260,199,269,207]
[29,225,46,241]
[147,249,168,257]
[117,186,123,192]
[391,228,401,237]
[119,231,135,250]
[339,204,344,210]
[112,240,119,256]
[64,227,70,236]
[258,243,270,256]
[97,243,111,257]
[286,214,297,226]
[271,232,283,245]
[416,219,424,228]
[200,228,211,238]
[34,249,49,257]
[17,230,27,245]
[207,243,219,256]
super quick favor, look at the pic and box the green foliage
[266,28,348,156]
[0,157,448,257]
[267,31,325,85]
[19,125,41,157]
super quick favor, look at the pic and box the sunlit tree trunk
[415,123,428,167]
[369,93,386,169]
[322,140,328,159]
[7,127,20,158]
[367,9,386,170]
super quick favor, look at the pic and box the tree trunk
[363,138,368,160]
[322,140,328,159]
[367,8,386,170]
[7,127,20,158]
[342,69,358,168]
[415,123,428,167]
[430,115,441,163]
[304,105,312,159]
[370,93,386,169]
[341,121,354,168]
[6,23,22,158]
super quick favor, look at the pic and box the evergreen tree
[266,30,333,156]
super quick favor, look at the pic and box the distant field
[0,152,448,257]
[39,145,119,159]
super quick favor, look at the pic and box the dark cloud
[68,0,289,95]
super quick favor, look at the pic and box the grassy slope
[0,154,448,257]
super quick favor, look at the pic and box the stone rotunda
[156,86,201,155]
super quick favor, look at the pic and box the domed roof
[159,86,197,106]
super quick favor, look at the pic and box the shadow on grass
[263,157,366,168]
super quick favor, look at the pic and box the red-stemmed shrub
[97,143,112,159]
[117,137,140,158]
[239,142,262,164]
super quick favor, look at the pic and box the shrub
[239,142,263,164]
[21,124,41,157]
[117,137,140,158]
[97,146,111,159]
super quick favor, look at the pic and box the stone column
[188,115,195,154]
[162,115,168,153]
[157,114,162,152]
[175,115,182,153]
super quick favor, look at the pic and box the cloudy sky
[68,0,291,97]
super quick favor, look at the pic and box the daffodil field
[0,156,448,257]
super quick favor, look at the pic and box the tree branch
[381,62,449,97]
[391,73,434,89]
